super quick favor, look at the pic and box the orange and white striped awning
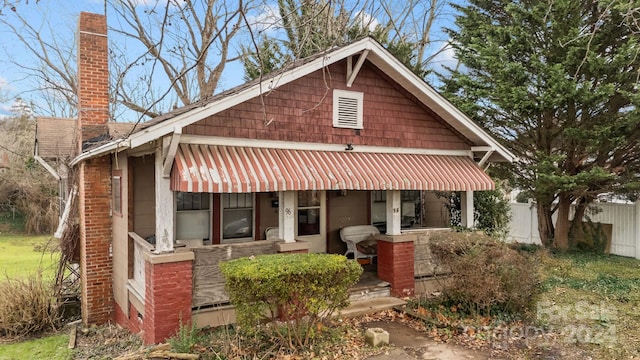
[170,144,494,193]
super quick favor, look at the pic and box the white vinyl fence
[508,202,640,259]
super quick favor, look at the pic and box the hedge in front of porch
[220,253,362,348]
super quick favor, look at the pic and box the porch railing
[128,232,154,300]
[192,240,279,308]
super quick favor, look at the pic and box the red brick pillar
[79,156,114,324]
[143,253,194,344]
[376,234,416,297]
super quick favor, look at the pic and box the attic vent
[333,89,363,129]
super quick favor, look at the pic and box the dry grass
[0,272,60,338]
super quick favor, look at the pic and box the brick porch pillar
[143,252,194,344]
[376,234,416,297]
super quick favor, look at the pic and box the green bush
[0,272,60,338]
[429,232,539,317]
[220,253,362,349]
[168,319,208,354]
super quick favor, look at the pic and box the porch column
[155,145,174,253]
[386,190,402,235]
[278,191,296,242]
[460,191,474,228]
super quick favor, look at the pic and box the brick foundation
[143,257,193,344]
[115,301,142,335]
[376,235,415,297]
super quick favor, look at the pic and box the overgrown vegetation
[428,232,540,317]
[221,253,362,350]
[0,114,58,234]
[439,186,512,239]
[0,272,60,338]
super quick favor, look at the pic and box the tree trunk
[554,194,572,251]
[536,202,554,247]
[569,198,589,249]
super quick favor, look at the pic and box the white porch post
[155,144,174,253]
[279,191,296,242]
[460,191,474,228]
[386,190,402,235]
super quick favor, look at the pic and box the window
[333,89,363,129]
[298,191,320,236]
[222,193,253,241]
[112,172,122,216]
[176,192,210,242]
[371,190,423,232]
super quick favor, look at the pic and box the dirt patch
[73,324,142,359]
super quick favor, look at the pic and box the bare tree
[109,0,251,118]
[241,0,445,80]
[1,0,253,119]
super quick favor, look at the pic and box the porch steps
[349,281,391,302]
[337,296,407,318]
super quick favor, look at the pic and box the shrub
[220,253,362,349]
[429,232,539,317]
[0,272,60,338]
[168,319,208,354]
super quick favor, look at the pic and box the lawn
[534,252,640,359]
[0,232,67,360]
[0,234,59,279]
[0,335,72,360]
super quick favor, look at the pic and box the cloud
[429,41,458,75]
[246,4,282,35]
[353,11,380,32]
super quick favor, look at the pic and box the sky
[0,0,459,119]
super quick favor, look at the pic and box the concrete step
[349,286,391,302]
[337,296,407,318]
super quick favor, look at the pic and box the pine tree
[441,0,640,249]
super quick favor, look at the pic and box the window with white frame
[222,193,254,242]
[176,192,210,242]
[371,190,423,232]
[333,89,363,129]
[298,191,320,236]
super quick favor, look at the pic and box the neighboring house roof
[74,37,515,164]
[36,117,134,159]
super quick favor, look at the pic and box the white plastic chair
[339,225,380,262]
[265,227,279,240]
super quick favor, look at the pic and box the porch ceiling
[171,144,494,193]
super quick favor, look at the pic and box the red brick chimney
[77,12,114,325]
[78,11,109,145]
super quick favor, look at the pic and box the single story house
[64,12,513,344]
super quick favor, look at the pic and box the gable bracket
[162,127,182,178]
[346,50,369,87]
[475,148,495,169]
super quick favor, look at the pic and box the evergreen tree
[441,0,640,249]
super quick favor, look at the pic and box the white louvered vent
[333,89,363,129]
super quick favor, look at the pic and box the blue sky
[0,0,458,119]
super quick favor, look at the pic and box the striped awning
[171,144,494,193]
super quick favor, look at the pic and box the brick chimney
[78,11,109,145]
[77,12,114,325]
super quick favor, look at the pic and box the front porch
[120,226,450,344]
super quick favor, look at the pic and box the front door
[296,190,326,253]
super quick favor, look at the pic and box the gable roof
[36,117,134,159]
[74,37,514,164]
